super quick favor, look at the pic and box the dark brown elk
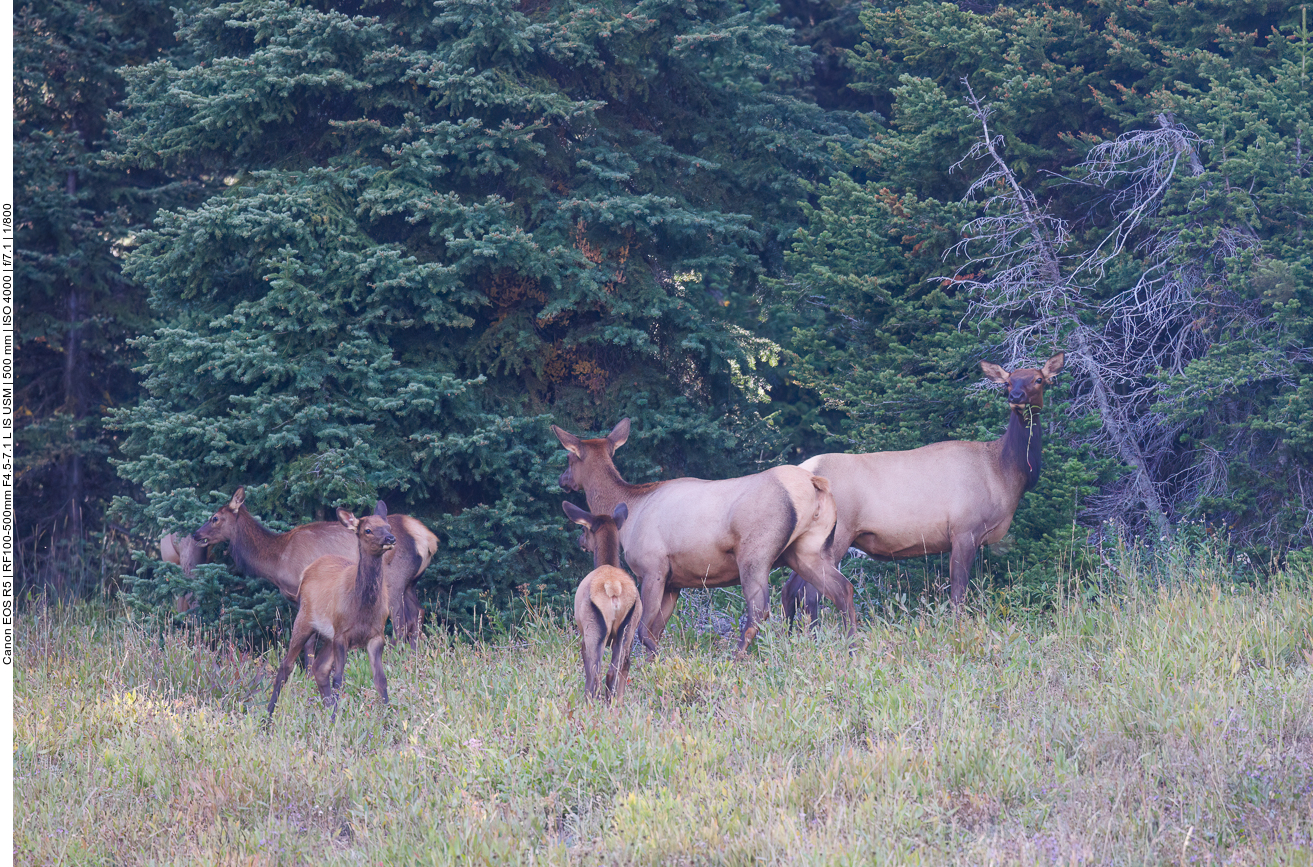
[191,487,438,646]
[552,419,857,654]
[563,501,642,703]
[267,502,396,722]
[791,353,1065,607]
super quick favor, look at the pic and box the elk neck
[579,458,661,520]
[353,542,385,610]
[591,524,622,570]
[998,405,1043,493]
[229,510,288,577]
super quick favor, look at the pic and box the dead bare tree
[945,81,1241,540]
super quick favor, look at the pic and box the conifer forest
[16,0,1313,633]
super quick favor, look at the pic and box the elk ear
[980,362,1009,384]
[612,502,628,532]
[607,418,630,450]
[551,424,582,458]
[1040,352,1065,382]
[336,507,360,531]
[227,486,246,513]
[562,500,594,528]
[374,500,388,518]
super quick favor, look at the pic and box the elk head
[981,352,1065,411]
[192,486,247,546]
[337,501,397,557]
[562,501,628,563]
[551,418,630,492]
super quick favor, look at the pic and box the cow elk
[266,502,396,722]
[790,352,1065,607]
[563,501,642,703]
[191,486,438,647]
[552,418,857,655]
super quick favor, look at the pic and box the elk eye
[365,528,372,534]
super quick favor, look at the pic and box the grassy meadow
[14,553,1313,866]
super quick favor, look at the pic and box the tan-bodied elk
[159,532,210,614]
[266,502,396,723]
[563,501,642,703]
[552,418,857,654]
[785,352,1065,616]
[191,487,437,647]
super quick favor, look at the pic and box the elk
[191,487,438,647]
[266,502,396,722]
[159,532,210,614]
[563,501,642,703]
[551,418,857,654]
[789,353,1065,607]
[160,532,208,577]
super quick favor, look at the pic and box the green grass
[15,566,1313,865]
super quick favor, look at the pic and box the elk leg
[635,570,671,652]
[782,572,820,634]
[785,553,857,637]
[332,640,348,694]
[949,534,980,606]
[311,638,336,699]
[268,619,315,717]
[737,566,772,654]
[328,639,348,723]
[803,581,821,632]
[581,606,605,700]
[641,587,681,651]
[403,584,422,649]
[606,597,642,705]
[367,635,388,706]
[781,572,800,631]
[388,583,422,650]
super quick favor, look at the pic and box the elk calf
[564,501,642,703]
[266,502,396,723]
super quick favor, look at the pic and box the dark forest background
[16,0,1313,636]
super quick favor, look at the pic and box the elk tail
[590,569,631,640]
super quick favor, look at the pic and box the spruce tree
[109,0,855,633]
[777,0,1313,602]
[14,0,175,596]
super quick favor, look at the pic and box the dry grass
[15,566,1313,865]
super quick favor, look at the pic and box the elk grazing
[788,353,1065,607]
[266,502,396,722]
[191,487,438,647]
[552,418,857,654]
[563,501,642,703]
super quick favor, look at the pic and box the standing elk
[785,353,1065,611]
[191,487,437,647]
[551,418,857,654]
[267,502,395,722]
[563,501,642,703]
